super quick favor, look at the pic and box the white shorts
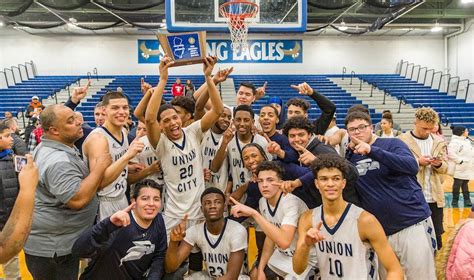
[185,271,250,280]
[97,195,128,221]
[268,250,314,280]
[379,217,437,280]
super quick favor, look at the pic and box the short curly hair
[256,161,284,180]
[311,153,348,179]
[283,116,313,136]
[171,96,196,116]
[286,98,310,112]
[415,107,439,124]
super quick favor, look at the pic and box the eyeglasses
[347,124,371,134]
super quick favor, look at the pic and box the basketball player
[144,55,223,235]
[83,91,145,221]
[201,106,232,191]
[211,105,271,199]
[230,161,314,279]
[165,187,247,279]
[293,154,403,279]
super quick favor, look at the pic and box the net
[220,0,259,53]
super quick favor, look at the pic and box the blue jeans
[25,253,79,280]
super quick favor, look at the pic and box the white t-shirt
[412,134,434,203]
[154,121,205,220]
[184,219,248,278]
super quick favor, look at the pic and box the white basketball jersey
[184,219,248,278]
[226,134,270,194]
[259,193,315,277]
[85,126,129,198]
[132,136,165,187]
[312,204,378,280]
[154,121,205,220]
[201,130,228,192]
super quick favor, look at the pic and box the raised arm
[210,126,234,172]
[134,87,154,123]
[0,154,38,264]
[200,56,224,132]
[145,56,174,148]
[358,211,404,280]
[165,216,193,273]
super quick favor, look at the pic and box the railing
[93,67,99,81]
[456,79,470,100]
[18,64,29,79]
[399,60,409,76]
[405,63,414,78]
[398,95,408,113]
[25,60,36,77]
[350,71,355,85]
[431,71,442,89]
[11,65,23,82]
[465,83,474,103]
[438,74,451,92]
[425,69,435,86]
[0,71,8,88]
[4,68,16,85]
[417,67,427,84]
[411,65,420,80]
[342,67,347,80]
[447,76,460,96]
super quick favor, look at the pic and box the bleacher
[232,75,382,127]
[359,74,474,130]
[0,75,80,119]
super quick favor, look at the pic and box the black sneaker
[452,201,459,207]
[464,200,472,207]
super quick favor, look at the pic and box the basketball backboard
[166,0,307,32]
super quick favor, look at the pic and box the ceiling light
[339,20,348,31]
[461,0,474,3]
[0,21,4,27]
[69,17,77,24]
[431,22,442,32]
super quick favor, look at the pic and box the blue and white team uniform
[312,204,378,280]
[184,219,248,279]
[259,193,315,279]
[84,126,129,221]
[201,130,228,192]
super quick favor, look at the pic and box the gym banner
[138,39,302,64]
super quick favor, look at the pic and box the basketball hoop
[220,0,259,53]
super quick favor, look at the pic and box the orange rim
[219,0,259,20]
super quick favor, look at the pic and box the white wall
[448,19,474,81]
[0,29,445,76]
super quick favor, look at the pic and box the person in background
[3,111,13,120]
[399,107,448,249]
[94,102,106,127]
[28,119,43,153]
[26,96,45,119]
[0,153,38,264]
[374,109,402,132]
[185,79,195,99]
[172,78,185,97]
[267,96,286,130]
[375,112,402,138]
[447,125,473,207]
[24,117,39,146]
[1,118,27,155]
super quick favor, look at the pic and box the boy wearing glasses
[344,111,436,280]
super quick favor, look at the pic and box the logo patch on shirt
[355,159,380,176]
[120,240,155,265]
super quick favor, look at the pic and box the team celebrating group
[1,55,456,280]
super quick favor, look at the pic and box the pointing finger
[229,196,240,206]
[316,221,323,230]
[124,201,136,213]
[263,133,272,143]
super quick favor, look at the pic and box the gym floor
[2,177,472,279]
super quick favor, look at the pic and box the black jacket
[309,90,336,135]
[0,154,19,230]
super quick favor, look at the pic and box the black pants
[429,203,444,250]
[452,178,471,203]
[25,253,79,280]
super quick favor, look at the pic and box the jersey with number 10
[312,204,377,280]
[153,121,205,220]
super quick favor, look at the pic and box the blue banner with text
[138,39,302,64]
